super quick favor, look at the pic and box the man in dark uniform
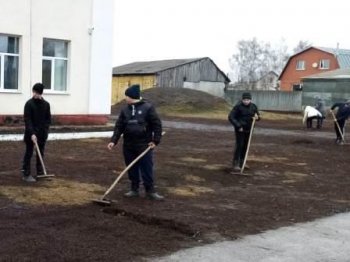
[330,100,350,145]
[228,92,260,172]
[22,83,51,182]
[107,84,164,200]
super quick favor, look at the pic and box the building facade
[301,68,350,107]
[279,46,350,92]
[0,0,113,125]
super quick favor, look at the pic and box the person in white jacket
[303,106,322,129]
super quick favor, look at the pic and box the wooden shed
[111,57,230,104]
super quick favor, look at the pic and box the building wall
[280,48,339,91]
[157,58,228,87]
[302,78,350,107]
[88,0,113,115]
[184,81,225,97]
[111,75,155,104]
[255,73,278,90]
[0,0,113,124]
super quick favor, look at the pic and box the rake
[34,140,55,179]
[231,116,257,176]
[92,145,152,206]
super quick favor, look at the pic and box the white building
[0,0,113,125]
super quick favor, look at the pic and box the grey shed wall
[156,58,227,87]
[302,79,350,107]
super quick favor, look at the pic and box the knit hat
[242,92,252,100]
[125,84,141,99]
[32,83,44,95]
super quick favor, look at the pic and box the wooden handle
[34,140,47,175]
[330,110,345,142]
[240,117,256,174]
[102,131,166,198]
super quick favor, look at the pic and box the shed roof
[302,68,350,79]
[316,47,350,68]
[112,57,230,82]
[113,58,207,75]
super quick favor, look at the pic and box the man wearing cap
[228,92,260,172]
[22,83,51,182]
[107,84,164,200]
[330,100,350,144]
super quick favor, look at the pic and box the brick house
[279,46,350,91]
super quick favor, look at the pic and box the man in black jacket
[330,100,350,145]
[228,92,260,172]
[107,84,164,200]
[22,83,51,182]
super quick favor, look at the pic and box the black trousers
[22,139,46,176]
[306,116,318,128]
[335,119,346,140]
[233,131,250,167]
[123,146,154,193]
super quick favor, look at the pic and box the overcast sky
[113,0,350,74]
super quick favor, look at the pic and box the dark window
[293,84,302,91]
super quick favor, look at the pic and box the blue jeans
[123,146,154,193]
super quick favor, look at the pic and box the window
[296,60,305,70]
[319,59,330,69]
[0,35,19,90]
[42,38,68,91]
[293,84,302,91]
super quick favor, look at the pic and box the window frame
[319,59,330,70]
[296,60,305,71]
[0,35,20,92]
[42,38,69,93]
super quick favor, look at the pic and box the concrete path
[154,212,350,262]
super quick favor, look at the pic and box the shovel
[34,140,55,179]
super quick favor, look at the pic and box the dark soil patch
[1,116,350,261]
[0,87,347,260]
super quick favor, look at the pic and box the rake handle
[102,145,152,198]
[240,116,257,174]
[102,131,165,199]
[330,110,345,142]
[34,140,48,176]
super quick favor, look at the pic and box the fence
[224,90,302,112]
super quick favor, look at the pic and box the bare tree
[229,38,264,85]
[293,40,311,54]
[229,38,289,88]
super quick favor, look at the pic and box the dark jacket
[111,100,162,149]
[228,101,259,132]
[331,102,350,120]
[315,98,326,117]
[24,98,51,141]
